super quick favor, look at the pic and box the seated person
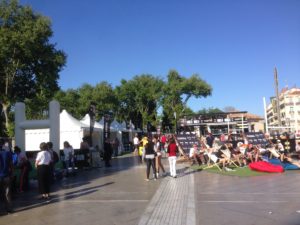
[252,145,261,162]
[283,155,300,168]
[215,145,231,170]
[226,143,242,167]
[295,142,300,159]
[235,142,248,166]
[244,144,255,163]
[245,144,261,163]
[276,140,286,161]
[189,144,206,165]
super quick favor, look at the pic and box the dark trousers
[192,153,207,165]
[145,158,156,179]
[37,165,51,194]
[19,166,29,192]
[0,176,12,212]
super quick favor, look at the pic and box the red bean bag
[249,161,284,173]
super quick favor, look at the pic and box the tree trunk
[1,102,10,134]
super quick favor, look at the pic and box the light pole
[88,102,96,147]
[174,111,177,134]
[103,111,113,143]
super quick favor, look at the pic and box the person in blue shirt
[0,148,13,213]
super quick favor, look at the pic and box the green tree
[114,79,137,125]
[77,84,94,118]
[54,82,118,121]
[197,107,223,114]
[93,82,118,120]
[54,89,81,118]
[223,106,238,112]
[162,70,212,132]
[0,0,66,135]
[115,75,164,130]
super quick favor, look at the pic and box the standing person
[160,134,167,153]
[104,140,113,167]
[47,142,59,182]
[80,136,90,167]
[144,137,157,181]
[35,142,52,199]
[0,146,13,213]
[167,136,178,178]
[14,146,31,192]
[133,134,140,154]
[63,141,74,176]
[112,137,120,157]
[138,142,144,164]
[153,135,165,177]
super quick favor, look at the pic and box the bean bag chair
[268,158,300,170]
[249,161,284,173]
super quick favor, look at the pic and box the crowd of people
[0,137,89,214]
[1,131,299,214]
[187,132,300,171]
[133,133,179,181]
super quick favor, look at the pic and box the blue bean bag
[268,158,300,170]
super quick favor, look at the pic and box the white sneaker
[156,173,159,178]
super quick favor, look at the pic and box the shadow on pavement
[6,154,140,215]
[12,182,115,214]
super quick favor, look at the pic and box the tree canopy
[161,70,212,131]
[0,1,216,136]
[114,74,164,130]
[0,0,66,135]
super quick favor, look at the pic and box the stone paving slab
[195,171,300,225]
[3,155,300,225]
[138,166,196,225]
[0,156,161,225]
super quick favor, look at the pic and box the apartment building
[266,87,300,133]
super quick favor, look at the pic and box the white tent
[80,114,103,129]
[25,110,87,151]
[120,121,128,131]
[80,114,103,148]
[110,119,121,131]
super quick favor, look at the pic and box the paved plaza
[1,155,300,225]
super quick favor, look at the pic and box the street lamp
[88,102,96,147]
[174,111,177,134]
[103,110,113,143]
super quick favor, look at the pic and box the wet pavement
[1,154,300,225]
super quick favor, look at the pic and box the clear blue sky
[20,0,300,116]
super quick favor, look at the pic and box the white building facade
[267,87,300,134]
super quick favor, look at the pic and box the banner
[245,132,268,146]
[176,132,201,153]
